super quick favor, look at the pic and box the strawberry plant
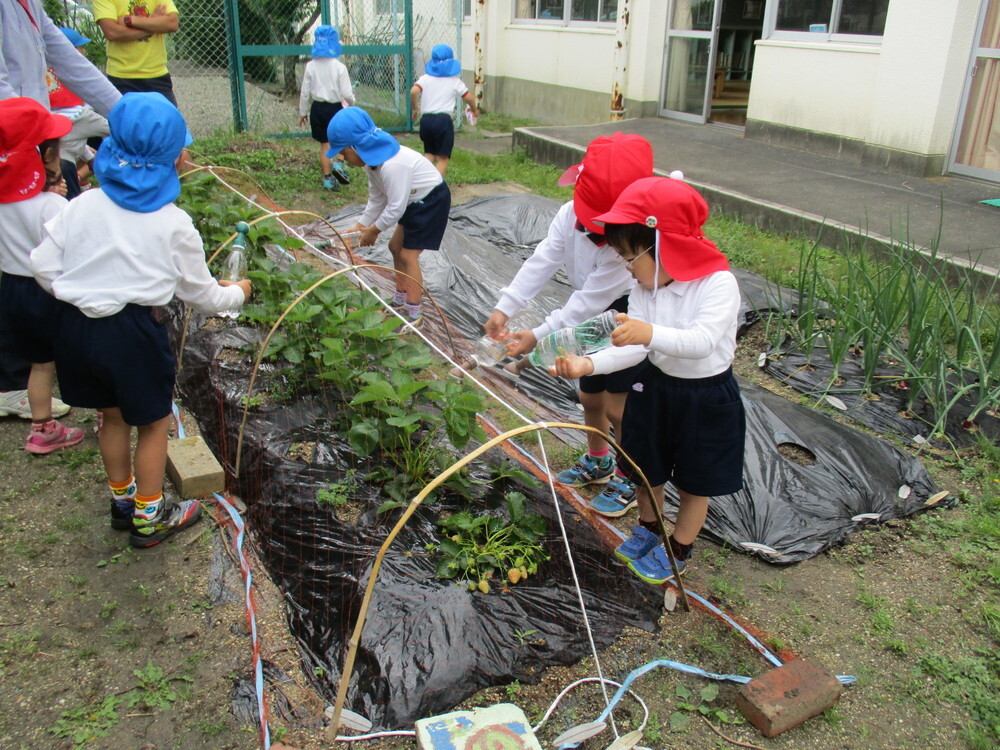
[429,492,549,593]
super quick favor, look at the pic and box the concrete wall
[747,0,982,171]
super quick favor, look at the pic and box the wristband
[123,14,133,27]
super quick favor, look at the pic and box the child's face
[614,241,671,290]
[341,147,365,168]
[75,45,88,58]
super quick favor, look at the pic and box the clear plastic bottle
[450,311,535,378]
[528,310,621,368]
[219,221,249,319]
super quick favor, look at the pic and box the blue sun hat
[425,44,461,77]
[58,26,91,47]
[311,25,342,58]
[326,107,400,165]
[94,93,193,213]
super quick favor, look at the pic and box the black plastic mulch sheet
[174,322,662,729]
[762,347,999,448]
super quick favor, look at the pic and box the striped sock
[403,302,421,320]
[392,289,407,307]
[134,492,163,522]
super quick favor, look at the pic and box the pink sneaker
[25,420,84,455]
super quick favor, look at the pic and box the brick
[166,436,225,498]
[735,659,842,738]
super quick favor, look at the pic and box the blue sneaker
[556,453,614,487]
[322,176,339,191]
[615,526,660,562]
[331,160,351,185]
[627,545,688,584]
[589,475,638,517]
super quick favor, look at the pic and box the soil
[0,186,992,750]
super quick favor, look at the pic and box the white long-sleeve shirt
[358,145,443,233]
[0,191,66,277]
[31,189,245,319]
[493,201,635,341]
[298,57,355,116]
[588,271,740,379]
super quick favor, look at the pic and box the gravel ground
[174,74,298,138]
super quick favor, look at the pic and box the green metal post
[224,0,249,132]
[405,0,414,131]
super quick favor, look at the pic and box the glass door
[950,0,1000,181]
[659,0,723,123]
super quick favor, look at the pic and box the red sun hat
[594,176,730,282]
[566,132,654,235]
[0,98,72,204]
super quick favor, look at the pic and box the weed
[670,683,743,732]
[55,447,100,470]
[55,515,88,532]
[513,628,539,645]
[50,694,123,748]
[707,576,745,604]
[127,661,193,710]
[42,532,59,544]
[198,719,228,736]
[317,469,359,508]
[314,665,326,678]
[760,578,786,593]
[504,679,521,701]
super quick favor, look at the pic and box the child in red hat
[483,132,654,516]
[549,176,745,584]
[0,97,84,455]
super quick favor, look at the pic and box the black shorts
[0,274,64,364]
[400,181,451,250]
[618,366,745,497]
[107,74,177,108]
[310,100,344,143]
[579,295,646,394]
[419,112,455,157]
[56,304,175,426]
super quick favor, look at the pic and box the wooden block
[735,659,842,738]
[166,436,225,498]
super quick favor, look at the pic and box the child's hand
[298,115,307,127]
[220,279,252,301]
[548,353,594,379]
[360,226,380,247]
[483,310,509,339]
[611,314,653,347]
[505,330,537,357]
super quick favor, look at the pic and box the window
[463,0,472,18]
[773,0,889,37]
[514,0,614,24]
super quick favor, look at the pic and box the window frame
[764,0,889,45]
[511,0,617,27]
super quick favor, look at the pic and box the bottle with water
[450,311,535,378]
[528,310,621,368]
[219,221,249,319]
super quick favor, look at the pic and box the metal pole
[610,0,631,121]
[404,0,414,129]
[223,0,248,132]
[473,0,485,112]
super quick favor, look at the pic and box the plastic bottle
[528,310,621,368]
[219,221,249,319]
[449,311,534,378]
[464,105,477,126]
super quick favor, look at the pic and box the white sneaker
[0,390,71,419]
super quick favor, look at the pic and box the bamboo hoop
[325,421,689,740]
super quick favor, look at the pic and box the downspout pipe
[610,0,631,120]
[473,0,486,112]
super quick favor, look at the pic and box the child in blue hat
[298,25,355,190]
[32,93,252,548]
[409,44,477,176]
[328,106,450,328]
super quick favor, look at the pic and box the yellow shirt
[93,0,178,79]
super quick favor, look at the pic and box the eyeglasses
[621,245,653,271]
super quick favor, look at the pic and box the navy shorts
[0,274,63,364]
[419,112,455,157]
[579,295,647,394]
[400,181,451,250]
[618,366,745,497]
[310,100,344,143]
[107,74,177,108]
[56,304,175,426]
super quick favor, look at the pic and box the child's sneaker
[130,500,202,548]
[110,499,135,530]
[331,160,351,185]
[556,452,614,487]
[615,526,660,562]
[392,313,423,333]
[24,420,84,454]
[627,545,689,585]
[589,475,638,517]
[322,175,339,191]
[0,391,69,418]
